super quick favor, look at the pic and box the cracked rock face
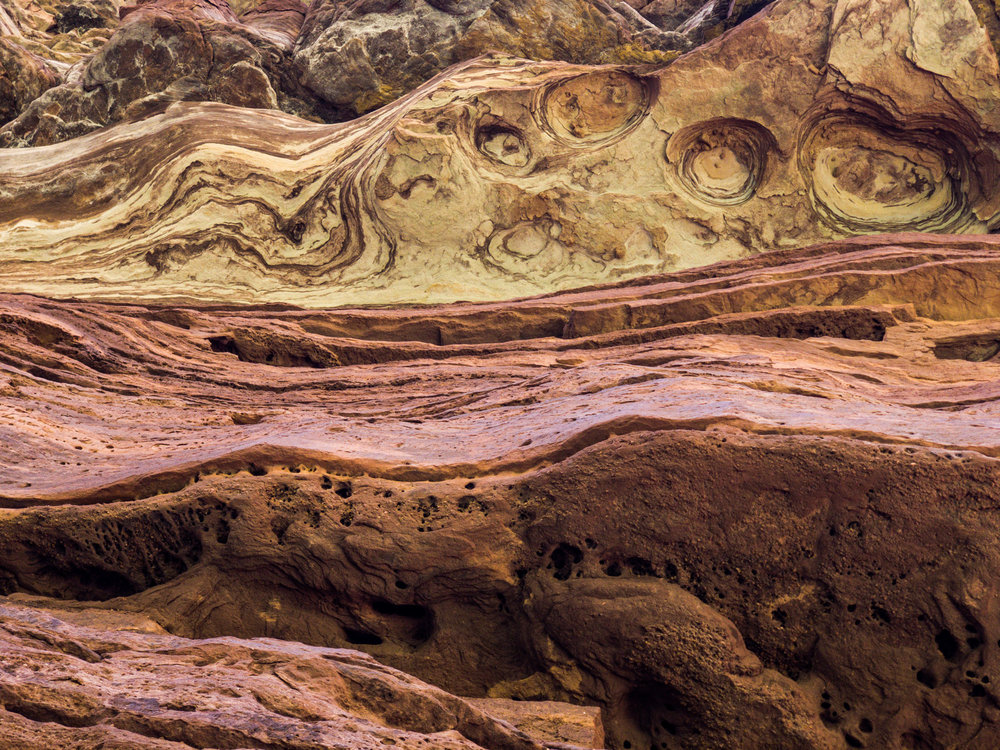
[0,0,330,147]
[0,37,59,126]
[2,0,1000,306]
[0,0,762,144]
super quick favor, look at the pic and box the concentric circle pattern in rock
[667,117,776,206]
[536,69,651,145]
[799,110,980,234]
[4,1,1000,749]
[1,0,999,306]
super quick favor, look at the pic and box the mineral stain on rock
[1,0,1000,748]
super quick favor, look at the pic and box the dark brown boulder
[0,37,59,126]
[0,0,326,147]
[291,0,767,117]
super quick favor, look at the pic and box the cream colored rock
[0,0,998,307]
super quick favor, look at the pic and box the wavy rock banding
[3,1,1000,749]
[2,234,1000,747]
[1,0,999,306]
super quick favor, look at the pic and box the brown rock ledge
[0,597,591,749]
[1,235,999,748]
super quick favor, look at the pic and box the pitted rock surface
[3,3,1000,749]
[2,235,1000,748]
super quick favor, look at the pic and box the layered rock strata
[0,0,775,141]
[2,0,999,305]
[1,235,1000,748]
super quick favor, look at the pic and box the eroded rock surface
[0,599,590,749]
[1,235,1000,748]
[1,0,999,305]
[3,2,1000,749]
[0,0,121,70]
[0,0,332,147]
[0,38,59,125]
[0,0,773,140]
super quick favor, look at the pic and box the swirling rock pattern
[3,4,1000,749]
[799,109,980,234]
[1,0,999,306]
[2,235,1000,748]
[667,117,775,205]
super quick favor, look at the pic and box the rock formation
[2,0,1000,306]
[0,0,334,147]
[0,598,601,748]
[3,1,1000,749]
[0,0,774,142]
[2,234,1000,747]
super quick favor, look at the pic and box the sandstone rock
[0,0,324,147]
[1,0,998,305]
[0,0,120,70]
[0,2,22,35]
[52,2,111,32]
[0,38,60,125]
[293,0,779,118]
[0,598,584,749]
[292,0,720,118]
[1,234,1000,747]
[468,699,605,748]
[1,2,1000,748]
[240,0,307,48]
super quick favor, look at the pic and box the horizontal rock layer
[1,234,999,748]
[0,598,597,749]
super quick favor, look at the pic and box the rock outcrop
[3,1,1000,749]
[0,598,597,749]
[2,234,1000,748]
[0,0,333,147]
[292,0,775,117]
[2,0,999,305]
[0,0,775,141]
[0,0,121,70]
[0,38,59,125]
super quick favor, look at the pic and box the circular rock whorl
[799,112,978,234]
[666,118,777,206]
[537,69,651,146]
[474,116,532,169]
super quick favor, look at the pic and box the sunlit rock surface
[0,599,600,749]
[2,234,1000,748]
[3,2,1000,749]
[2,0,999,305]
